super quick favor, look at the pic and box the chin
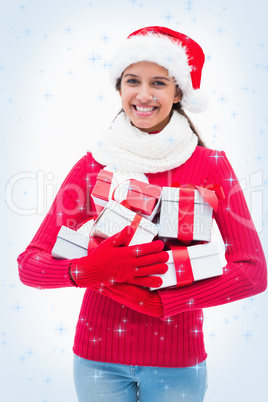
[135,124,153,133]
[132,120,155,131]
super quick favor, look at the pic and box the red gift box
[122,179,161,215]
[113,179,162,220]
[92,169,162,221]
[91,169,113,203]
[91,169,129,214]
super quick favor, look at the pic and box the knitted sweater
[17,147,267,367]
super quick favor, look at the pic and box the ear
[119,88,122,97]
[173,86,182,104]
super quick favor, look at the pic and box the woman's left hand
[97,283,164,317]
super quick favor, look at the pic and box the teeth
[135,106,155,112]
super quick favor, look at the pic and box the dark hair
[115,77,206,147]
[172,102,206,147]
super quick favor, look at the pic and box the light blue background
[1,1,267,401]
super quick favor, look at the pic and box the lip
[132,104,158,116]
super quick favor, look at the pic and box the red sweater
[17,146,267,367]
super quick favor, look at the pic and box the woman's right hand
[70,226,168,289]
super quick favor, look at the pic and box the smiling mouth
[133,105,157,112]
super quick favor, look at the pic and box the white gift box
[52,226,89,259]
[158,187,213,243]
[90,200,158,246]
[151,242,223,290]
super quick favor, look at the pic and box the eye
[126,79,139,84]
[152,81,166,86]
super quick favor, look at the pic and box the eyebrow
[123,73,170,81]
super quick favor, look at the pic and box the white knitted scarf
[90,111,198,180]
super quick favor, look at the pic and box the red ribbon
[177,188,195,244]
[120,199,132,210]
[119,200,142,246]
[125,213,142,246]
[130,214,142,233]
[170,246,194,287]
[87,236,102,252]
[170,183,225,244]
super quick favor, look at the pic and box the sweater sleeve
[158,151,267,319]
[17,154,97,289]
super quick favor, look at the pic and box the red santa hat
[110,26,208,113]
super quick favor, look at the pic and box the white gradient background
[1,1,268,401]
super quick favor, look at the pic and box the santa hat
[110,26,208,113]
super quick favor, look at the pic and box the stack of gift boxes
[52,168,224,290]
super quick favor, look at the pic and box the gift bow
[171,183,225,213]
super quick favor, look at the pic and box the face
[119,61,181,133]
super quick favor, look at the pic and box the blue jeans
[73,354,208,402]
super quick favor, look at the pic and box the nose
[136,83,153,103]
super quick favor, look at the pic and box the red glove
[70,226,168,289]
[99,283,164,317]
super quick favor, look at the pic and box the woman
[18,26,267,401]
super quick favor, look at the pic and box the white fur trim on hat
[110,33,208,113]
